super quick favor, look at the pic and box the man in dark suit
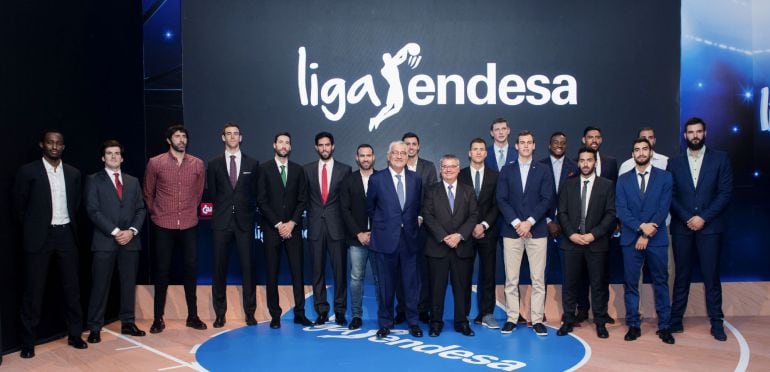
[304,132,352,326]
[423,154,479,337]
[13,130,87,358]
[555,147,616,339]
[207,123,259,328]
[616,138,675,344]
[257,132,313,329]
[485,118,517,172]
[496,130,554,336]
[582,126,618,182]
[340,144,379,330]
[85,140,147,343]
[668,117,732,341]
[458,138,499,328]
[367,140,423,338]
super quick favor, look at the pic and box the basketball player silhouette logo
[369,43,422,131]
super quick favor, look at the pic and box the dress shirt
[143,151,205,230]
[511,158,536,228]
[494,143,509,169]
[389,167,406,195]
[406,159,418,173]
[361,172,371,195]
[687,146,705,188]
[225,149,242,178]
[550,155,564,190]
[470,165,490,229]
[619,151,669,176]
[317,158,335,192]
[580,173,596,217]
[43,158,70,225]
[595,151,603,177]
[105,168,139,236]
[635,164,652,191]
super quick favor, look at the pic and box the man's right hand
[357,232,371,246]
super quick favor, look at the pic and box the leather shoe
[348,317,363,330]
[315,313,329,325]
[394,311,407,324]
[87,330,101,344]
[409,325,423,337]
[20,347,35,359]
[68,336,88,349]
[556,323,573,336]
[429,325,442,337]
[294,315,313,326]
[245,314,257,326]
[150,318,165,334]
[669,324,684,333]
[711,326,727,341]
[376,327,390,338]
[121,323,146,337]
[334,313,347,326]
[624,327,641,341]
[419,311,431,324]
[213,315,226,328]
[657,329,675,344]
[517,314,528,324]
[606,315,616,324]
[455,324,474,336]
[596,324,609,339]
[270,318,281,329]
[186,316,208,330]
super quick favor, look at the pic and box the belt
[50,223,70,228]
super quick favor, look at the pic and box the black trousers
[562,248,609,325]
[310,230,347,315]
[468,234,497,317]
[20,224,83,347]
[87,249,139,331]
[671,233,724,327]
[263,229,306,319]
[429,252,473,327]
[212,219,256,317]
[153,225,199,319]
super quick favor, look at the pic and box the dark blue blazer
[485,145,517,172]
[538,155,579,220]
[615,167,672,247]
[496,160,554,239]
[85,170,146,252]
[366,168,422,254]
[667,148,732,235]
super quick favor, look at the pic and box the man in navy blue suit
[668,117,732,341]
[485,118,517,172]
[367,140,423,338]
[616,138,674,344]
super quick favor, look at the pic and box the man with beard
[144,125,207,333]
[304,132,351,325]
[340,144,379,330]
[257,132,313,329]
[616,138,674,344]
[667,117,732,341]
[556,147,616,339]
[619,127,669,175]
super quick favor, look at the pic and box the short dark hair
[490,117,508,130]
[401,132,420,143]
[516,130,535,143]
[550,131,567,141]
[632,138,651,150]
[684,117,706,132]
[222,122,241,134]
[274,131,291,143]
[166,125,188,141]
[101,139,124,157]
[315,131,334,145]
[356,143,374,154]
[577,146,597,160]
[637,127,654,136]
[40,129,64,143]
[469,137,487,149]
[583,126,601,137]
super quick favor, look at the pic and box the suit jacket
[615,166,671,247]
[667,147,732,235]
[485,144,517,172]
[340,170,373,247]
[207,153,259,232]
[256,160,307,233]
[458,166,498,237]
[598,153,619,183]
[366,168,422,254]
[422,182,478,258]
[303,159,352,241]
[558,176,617,252]
[14,159,81,253]
[496,160,554,239]
[85,170,146,252]
[412,157,437,201]
[538,155,579,220]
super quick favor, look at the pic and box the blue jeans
[349,245,379,318]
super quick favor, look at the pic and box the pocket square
[242,171,252,174]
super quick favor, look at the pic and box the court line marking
[724,320,750,372]
[102,328,203,371]
[115,345,141,351]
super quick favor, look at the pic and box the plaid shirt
[143,151,205,229]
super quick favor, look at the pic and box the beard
[634,156,650,166]
[686,137,705,151]
[275,148,291,158]
[171,142,186,152]
[580,166,594,176]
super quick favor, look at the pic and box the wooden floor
[2,284,768,371]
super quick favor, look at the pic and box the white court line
[211,329,233,337]
[158,365,190,371]
[189,344,201,354]
[115,345,141,351]
[102,328,204,371]
[724,320,750,372]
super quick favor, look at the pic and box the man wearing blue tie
[485,118,517,172]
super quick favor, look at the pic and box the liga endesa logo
[298,43,578,131]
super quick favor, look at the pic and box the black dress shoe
[87,330,101,344]
[429,325,441,337]
[348,317,363,330]
[20,347,35,359]
[186,316,208,330]
[394,312,407,325]
[335,313,348,326]
[245,314,257,326]
[150,318,166,334]
[657,329,675,344]
[455,324,474,336]
[409,325,423,337]
[606,315,616,324]
[270,318,281,329]
[315,313,329,325]
[68,336,88,349]
[669,324,684,333]
[556,323,573,336]
[376,327,390,338]
[213,315,226,328]
[517,314,528,324]
[596,324,609,339]
[711,326,727,341]
[419,311,431,324]
[121,323,146,337]
[473,315,483,325]
[624,327,641,341]
[294,316,313,326]
[574,310,589,324]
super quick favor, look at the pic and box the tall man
[423,154,479,337]
[616,138,674,344]
[257,132,313,329]
[340,144,379,330]
[619,127,669,175]
[144,125,207,333]
[14,130,87,358]
[486,117,517,172]
[207,123,259,328]
[496,130,554,336]
[555,147,616,339]
[367,141,423,338]
[582,126,618,182]
[668,117,732,341]
[85,140,147,344]
[458,138,499,328]
[304,132,352,325]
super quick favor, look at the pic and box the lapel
[586,177,601,218]
[100,170,122,201]
[510,161,524,196]
[522,162,537,197]
[328,162,343,199]
[682,152,698,192]
[37,160,54,210]
[219,156,235,192]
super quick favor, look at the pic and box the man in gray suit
[85,140,147,343]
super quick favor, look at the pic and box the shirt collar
[635,164,652,175]
[581,173,596,183]
[105,168,121,177]
[550,155,564,164]
[42,157,61,172]
[687,146,706,158]
[443,180,457,189]
[389,166,404,177]
[225,149,241,158]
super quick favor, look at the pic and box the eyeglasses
[389,151,407,156]
[440,164,459,169]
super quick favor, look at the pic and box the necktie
[229,155,237,188]
[321,163,329,204]
[114,172,123,200]
[396,174,405,210]
[638,171,648,196]
[498,149,505,170]
[579,179,589,233]
[447,184,455,213]
[474,170,481,199]
[280,165,287,187]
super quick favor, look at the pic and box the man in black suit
[423,154,479,337]
[556,147,617,339]
[257,132,313,328]
[13,130,87,358]
[207,123,259,328]
[340,144,378,330]
[458,138,499,329]
[85,140,147,343]
[304,132,352,325]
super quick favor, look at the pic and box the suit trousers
[375,233,421,328]
[469,235,497,317]
[263,231,306,319]
[622,244,671,329]
[396,228,430,315]
[87,249,139,331]
[428,251,473,327]
[561,248,609,325]
[153,226,199,319]
[502,237,547,324]
[212,218,256,317]
[671,233,724,327]
[20,225,83,347]
[310,230,347,315]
